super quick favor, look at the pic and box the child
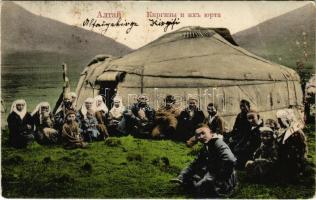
[7,99,34,148]
[62,110,87,149]
[82,110,100,142]
[245,126,278,181]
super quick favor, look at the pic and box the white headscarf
[81,97,96,119]
[31,102,51,124]
[110,96,125,119]
[95,95,108,113]
[276,109,304,144]
[10,99,27,120]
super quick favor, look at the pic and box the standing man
[171,124,237,198]
[177,97,205,141]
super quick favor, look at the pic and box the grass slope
[1,124,315,198]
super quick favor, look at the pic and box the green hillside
[233,3,315,79]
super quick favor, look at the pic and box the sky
[15,1,311,49]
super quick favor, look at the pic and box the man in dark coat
[233,110,263,169]
[171,124,237,198]
[177,97,205,141]
[124,95,155,138]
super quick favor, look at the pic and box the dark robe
[227,112,252,147]
[7,112,34,148]
[245,139,278,181]
[123,103,155,138]
[32,112,59,144]
[177,108,205,141]
[95,110,109,139]
[233,120,263,168]
[277,129,307,179]
[177,137,237,198]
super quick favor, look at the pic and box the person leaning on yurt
[71,26,304,132]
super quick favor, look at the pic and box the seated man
[123,95,155,138]
[152,95,181,139]
[177,97,205,141]
[171,124,237,198]
[225,99,252,146]
[233,110,263,169]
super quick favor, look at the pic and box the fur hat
[65,110,76,118]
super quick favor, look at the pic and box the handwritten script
[82,18,139,34]
[148,18,181,32]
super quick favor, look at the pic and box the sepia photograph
[1,1,315,198]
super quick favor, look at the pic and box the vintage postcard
[1,1,315,198]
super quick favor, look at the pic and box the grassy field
[1,123,315,198]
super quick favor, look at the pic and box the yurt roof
[95,26,300,82]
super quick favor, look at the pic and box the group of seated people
[6,93,308,197]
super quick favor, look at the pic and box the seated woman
[81,110,100,142]
[245,126,278,182]
[94,95,109,140]
[108,96,126,136]
[7,99,34,148]
[276,109,307,180]
[32,102,59,144]
[62,110,88,149]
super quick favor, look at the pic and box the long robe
[32,112,59,144]
[7,112,34,148]
[152,106,181,139]
[177,108,205,141]
[62,122,87,149]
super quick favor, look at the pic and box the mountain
[1,1,132,66]
[233,3,315,78]
[1,2,133,113]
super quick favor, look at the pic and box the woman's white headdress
[10,99,27,120]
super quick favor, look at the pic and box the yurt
[75,26,304,129]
